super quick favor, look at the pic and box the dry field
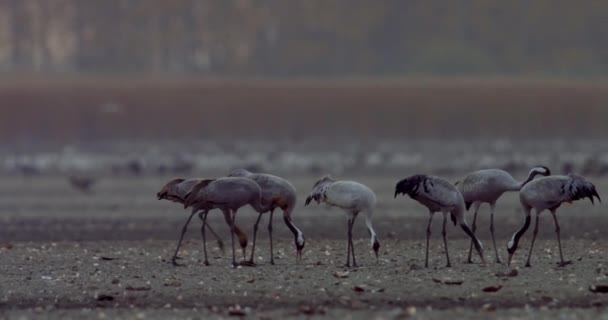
[1,174,607,319]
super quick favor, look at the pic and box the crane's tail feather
[304,195,312,206]
[567,174,601,205]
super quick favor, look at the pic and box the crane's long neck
[506,205,532,265]
[283,212,303,245]
[365,214,380,259]
[510,211,531,247]
[518,170,543,189]
[365,216,377,245]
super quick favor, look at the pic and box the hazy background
[1,0,607,146]
[1,0,607,77]
[0,0,607,192]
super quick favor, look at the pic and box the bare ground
[1,175,607,319]
[1,239,607,319]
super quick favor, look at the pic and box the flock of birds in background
[155,167,601,269]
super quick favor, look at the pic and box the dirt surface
[1,239,607,319]
[1,175,607,319]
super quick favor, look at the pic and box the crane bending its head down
[305,175,380,267]
[395,174,485,267]
[227,168,305,264]
[507,173,601,267]
[157,177,253,266]
[181,177,265,267]
[452,165,551,264]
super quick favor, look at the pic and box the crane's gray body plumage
[158,178,201,203]
[156,178,250,266]
[458,169,520,205]
[309,179,377,213]
[185,177,264,212]
[395,174,465,220]
[228,169,297,213]
[457,167,550,209]
[455,166,550,263]
[227,168,304,264]
[508,173,600,267]
[305,175,380,267]
[183,177,265,267]
[395,174,485,267]
[520,174,600,212]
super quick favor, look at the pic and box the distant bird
[395,174,485,268]
[507,173,601,267]
[183,177,266,267]
[157,178,249,264]
[455,166,550,263]
[69,175,98,194]
[305,175,380,267]
[17,163,40,176]
[228,169,305,265]
[127,159,144,176]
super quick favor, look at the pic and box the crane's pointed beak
[296,250,302,264]
[508,253,514,266]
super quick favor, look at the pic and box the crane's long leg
[466,203,480,263]
[223,210,247,259]
[345,217,352,267]
[550,209,570,266]
[268,209,275,265]
[350,213,359,268]
[248,212,264,264]
[172,209,197,266]
[489,202,502,263]
[228,209,239,268]
[203,221,224,254]
[425,212,434,268]
[199,210,210,266]
[525,211,541,267]
[442,213,451,268]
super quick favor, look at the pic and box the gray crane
[183,177,267,267]
[157,178,249,265]
[305,175,380,268]
[395,174,485,268]
[228,169,305,265]
[456,166,550,263]
[507,173,600,267]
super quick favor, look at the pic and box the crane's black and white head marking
[373,238,380,257]
[394,174,428,198]
[531,166,551,176]
[297,232,305,249]
[296,231,305,253]
[507,214,532,265]
[284,215,305,262]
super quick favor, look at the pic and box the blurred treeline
[0,0,606,77]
